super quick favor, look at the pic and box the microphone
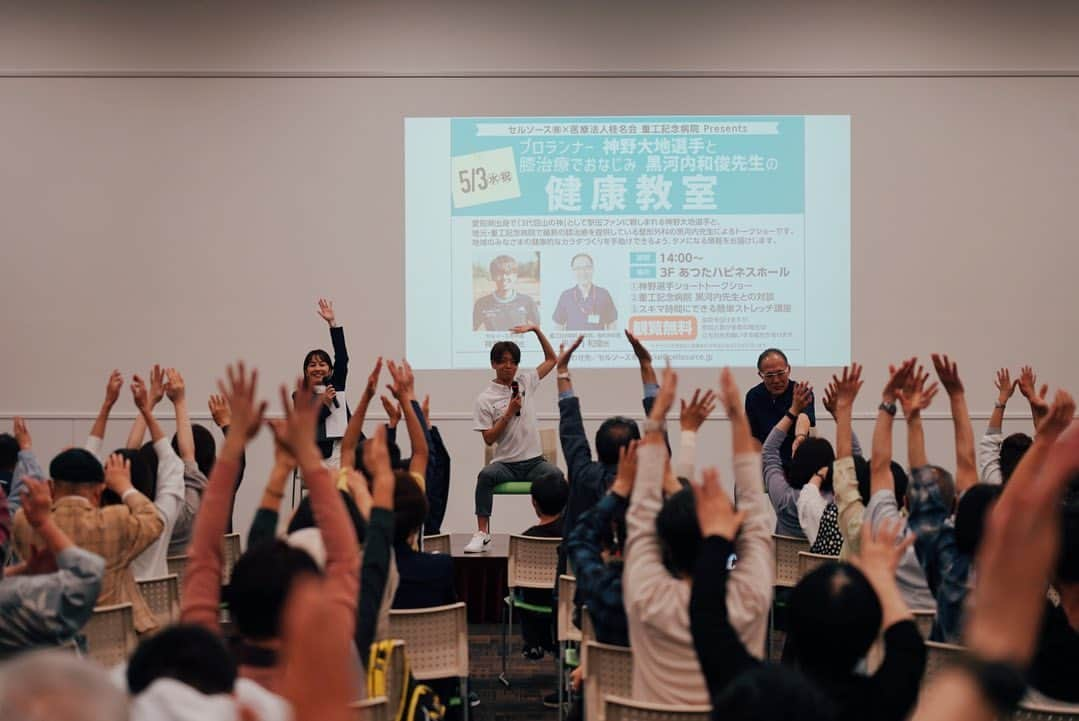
[314,384,339,408]
[511,381,521,416]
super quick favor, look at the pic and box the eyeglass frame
[757,367,790,380]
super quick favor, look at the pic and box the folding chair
[165,554,188,588]
[499,534,561,687]
[604,695,712,721]
[557,574,581,718]
[222,533,242,584]
[349,696,390,721]
[81,603,137,667]
[1012,700,1079,720]
[137,574,181,627]
[422,533,452,555]
[769,534,809,660]
[582,641,633,721]
[796,551,837,582]
[581,606,595,645]
[388,602,470,721]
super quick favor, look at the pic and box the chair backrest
[485,427,559,466]
[923,640,966,681]
[222,533,242,584]
[368,639,407,719]
[796,551,837,582]
[581,606,595,645]
[1012,701,1079,720]
[165,554,188,587]
[912,609,936,640]
[604,695,712,721]
[350,696,390,721]
[557,574,580,642]
[507,534,562,590]
[388,603,469,681]
[137,574,181,627]
[583,641,633,721]
[82,603,137,667]
[422,533,451,555]
[774,534,810,588]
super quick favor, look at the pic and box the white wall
[1,1,1077,536]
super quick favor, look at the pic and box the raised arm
[247,440,295,549]
[1017,365,1050,430]
[87,370,123,452]
[341,357,382,470]
[932,354,977,495]
[181,362,266,632]
[554,336,601,484]
[625,329,658,387]
[762,381,811,497]
[354,427,396,662]
[872,359,916,495]
[830,366,865,555]
[978,369,1014,485]
[386,359,428,479]
[319,298,350,390]
[166,368,195,462]
[677,389,716,481]
[125,364,166,449]
[719,368,775,658]
[512,323,557,379]
[9,418,42,516]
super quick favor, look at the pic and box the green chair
[486,428,560,495]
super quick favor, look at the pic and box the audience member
[12,435,163,634]
[0,649,129,721]
[624,364,773,706]
[745,348,817,465]
[0,477,104,657]
[0,432,17,497]
[977,367,1037,485]
[207,391,247,532]
[468,323,562,552]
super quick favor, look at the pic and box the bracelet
[557,373,571,380]
[994,400,1007,409]
[265,488,285,499]
[120,488,138,501]
[643,418,666,434]
[784,411,797,423]
[879,401,897,416]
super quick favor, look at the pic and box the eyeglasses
[758,368,790,380]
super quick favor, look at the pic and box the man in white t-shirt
[466,323,563,553]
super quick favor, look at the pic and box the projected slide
[405,115,849,370]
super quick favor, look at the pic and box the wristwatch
[879,401,897,416]
[784,411,798,423]
[994,400,1007,409]
[643,419,667,434]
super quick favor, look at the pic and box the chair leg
[499,598,512,687]
[461,676,469,721]
[557,641,565,721]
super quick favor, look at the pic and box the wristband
[953,656,1026,715]
[784,411,797,423]
[121,488,138,501]
[879,401,897,416]
[994,401,1007,409]
[643,419,666,434]
[557,373,571,380]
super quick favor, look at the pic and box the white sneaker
[463,532,492,553]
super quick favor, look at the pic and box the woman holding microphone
[300,298,350,465]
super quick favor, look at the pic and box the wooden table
[450,533,509,624]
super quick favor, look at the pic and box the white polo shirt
[473,368,542,464]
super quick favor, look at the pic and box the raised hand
[897,364,939,416]
[421,394,430,420]
[624,329,652,365]
[104,369,123,407]
[1034,390,1076,441]
[217,362,266,442]
[362,357,383,400]
[1018,366,1051,423]
[362,424,393,480]
[385,359,415,401]
[21,476,54,528]
[1017,365,1039,401]
[692,467,745,540]
[148,364,166,407]
[268,377,320,460]
[164,367,186,403]
[380,395,401,427]
[648,359,677,422]
[790,380,813,415]
[611,439,639,498]
[882,358,917,403]
[680,389,717,432]
[717,367,742,418]
[995,368,1017,405]
[931,353,964,396]
[104,453,133,494]
[208,393,231,428]
[557,335,584,371]
[130,375,151,414]
[317,298,336,326]
[832,363,864,409]
[13,417,31,451]
[509,323,539,335]
[821,380,838,419]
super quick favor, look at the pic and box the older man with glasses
[744,348,816,465]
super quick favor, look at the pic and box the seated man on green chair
[467,324,563,553]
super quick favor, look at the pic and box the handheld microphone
[511,381,521,416]
[314,384,340,408]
